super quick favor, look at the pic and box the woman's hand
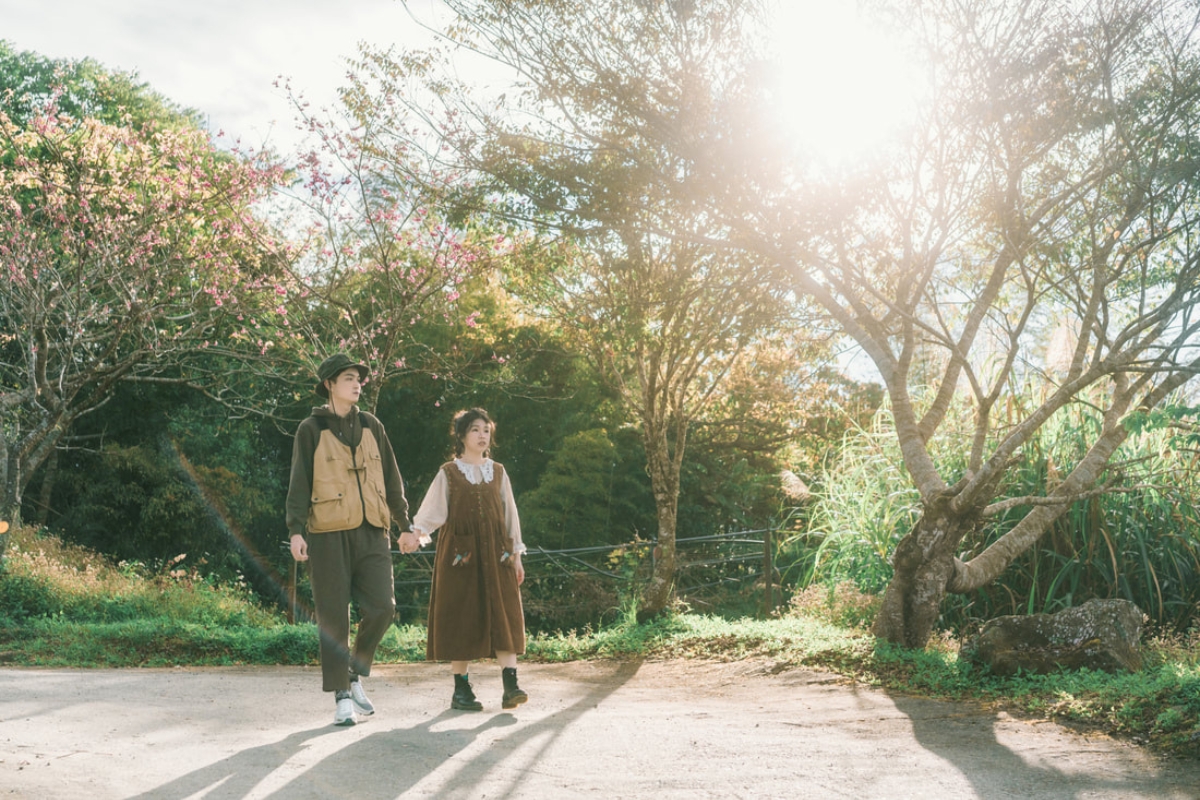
[512,552,524,585]
[398,530,421,554]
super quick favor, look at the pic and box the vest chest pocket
[309,476,356,532]
[312,451,349,503]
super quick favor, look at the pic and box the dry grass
[4,525,140,597]
[2,525,274,627]
[787,581,882,630]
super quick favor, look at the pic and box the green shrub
[0,572,61,622]
[521,428,656,550]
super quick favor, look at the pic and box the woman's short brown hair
[451,407,495,457]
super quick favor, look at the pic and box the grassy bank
[2,526,1197,757]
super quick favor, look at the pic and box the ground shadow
[424,659,645,799]
[126,725,332,800]
[267,660,645,799]
[889,693,1184,800]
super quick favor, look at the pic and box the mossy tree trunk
[871,497,975,648]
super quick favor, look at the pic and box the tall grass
[0,525,313,665]
[788,396,1200,634]
[781,408,920,593]
[0,525,276,627]
[956,400,1200,632]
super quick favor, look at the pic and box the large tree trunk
[637,415,685,622]
[0,415,63,562]
[639,479,679,621]
[875,403,1141,648]
[872,495,975,648]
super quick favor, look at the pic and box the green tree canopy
[0,40,201,130]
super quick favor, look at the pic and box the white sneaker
[334,693,357,726]
[349,677,375,716]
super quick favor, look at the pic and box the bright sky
[2,1,921,164]
[0,0,447,154]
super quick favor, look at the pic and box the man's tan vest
[307,423,391,534]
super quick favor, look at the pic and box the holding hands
[397,530,421,554]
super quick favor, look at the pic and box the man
[286,353,418,726]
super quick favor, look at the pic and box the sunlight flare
[765,1,924,164]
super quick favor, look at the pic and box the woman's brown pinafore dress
[426,461,526,660]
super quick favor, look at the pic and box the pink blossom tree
[0,101,287,543]
[274,77,511,412]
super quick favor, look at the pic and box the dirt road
[1,659,1196,799]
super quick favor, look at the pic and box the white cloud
[0,0,447,152]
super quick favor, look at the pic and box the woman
[401,408,528,711]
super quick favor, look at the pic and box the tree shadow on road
[889,694,1186,800]
[268,659,645,799]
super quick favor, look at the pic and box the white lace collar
[453,458,494,484]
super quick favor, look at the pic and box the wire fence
[286,527,781,627]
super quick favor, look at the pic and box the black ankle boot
[501,667,528,709]
[451,673,483,711]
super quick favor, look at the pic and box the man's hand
[398,530,420,554]
[290,533,308,562]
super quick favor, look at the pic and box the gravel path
[1,660,1196,799]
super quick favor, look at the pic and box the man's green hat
[316,354,369,397]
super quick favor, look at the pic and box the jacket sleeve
[285,418,320,538]
[366,413,412,531]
